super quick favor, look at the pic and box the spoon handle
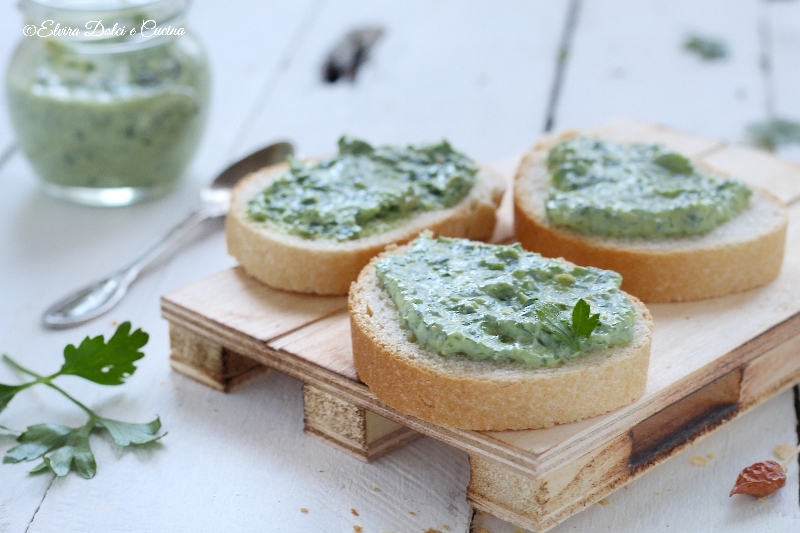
[42,206,214,329]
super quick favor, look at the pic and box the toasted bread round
[227,161,505,295]
[349,247,653,431]
[514,132,788,303]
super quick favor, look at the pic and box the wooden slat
[270,310,358,381]
[469,330,800,532]
[740,333,800,407]
[162,267,347,343]
[302,385,419,461]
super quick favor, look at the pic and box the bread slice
[227,161,505,295]
[349,246,653,431]
[514,132,788,303]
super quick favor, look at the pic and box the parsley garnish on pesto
[536,298,600,353]
[247,136,477,241]
[544,137,752,238]
[375,236,636,368]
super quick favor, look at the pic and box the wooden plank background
[0,1,798,532]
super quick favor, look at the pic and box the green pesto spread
[7,38,209,190]
[247,137,477,241]
[544,137,752,238]
[375,235,637,368]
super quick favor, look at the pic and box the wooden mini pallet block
[162,118,800,532]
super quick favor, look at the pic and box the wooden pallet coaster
[161,119,800,532]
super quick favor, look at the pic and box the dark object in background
[683,34,728,61]
[322,27,384,83]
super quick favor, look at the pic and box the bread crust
[514,132,788,303]
[349,248,653,431]
[227,161,505,295]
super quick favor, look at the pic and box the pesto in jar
[544,137,752,238]
[6,35,209,191]
[247,137,477,241]
[375,235,637,368]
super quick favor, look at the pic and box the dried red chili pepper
[729,460,786,498]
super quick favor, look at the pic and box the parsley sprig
[0,323,163,479]
[535,299,601,352]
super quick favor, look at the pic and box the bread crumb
[351,509,359,516]
[689,454,708,467]
[373,487,381,492]
[597,497,611,506]
[111,320,119,326]
[354,527,363,533]
[410,511,416,515]
[442,526,450,531]
[759,497,768,503]
[655,492,660,496]
[774,444,796,461]
[706,452,716,459]
[300,508,308,514]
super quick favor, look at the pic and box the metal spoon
[42,142,294,329]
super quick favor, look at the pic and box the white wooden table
[1,1,798,531]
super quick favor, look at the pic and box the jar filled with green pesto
[6,0,210,206]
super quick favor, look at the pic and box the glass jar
[6,0,210,206]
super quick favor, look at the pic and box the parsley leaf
[59,322,148,385]
[34,424,96,478]
[572,299,601,340]
[0,383,25,414]
[536,299,601,353]
[97,416,162,446]
[6,422,96,478]
[4,423,71,463]
[5,417,164,478]
[536,303,580,352]
[1,323,164,479]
